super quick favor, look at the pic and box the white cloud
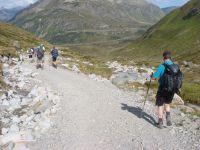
[0,0,38,8]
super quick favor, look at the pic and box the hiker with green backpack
[36,44,45,69]
[151,51,183,129]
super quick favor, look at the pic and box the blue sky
[148,0,190,8]
[0,0,190,9]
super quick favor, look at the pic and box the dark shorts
[156,89,175,106]
[52,57,57,62]
[37,56,44,61]
[29,55,33,58]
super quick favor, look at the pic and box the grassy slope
[59,47,112,79]
[112,0,200,64]
[0,22,50,55]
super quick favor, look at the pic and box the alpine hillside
[0,22,49,55]
[112,0,200,64]
[10,0,164,45]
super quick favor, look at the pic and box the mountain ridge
[162,6,178,14]
[0,6,24,21]
[10,0,164,44]
[111,0,200,64]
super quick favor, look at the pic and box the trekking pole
[140,77,152,118]
[49,54,51,70]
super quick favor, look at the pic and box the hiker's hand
[150,72,155,80]
[150,72,153,78]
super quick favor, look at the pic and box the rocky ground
[0,56,200,150]
[0,58,61,149]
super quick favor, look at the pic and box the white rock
[12,58,19,62]
[2,100,10,106]
[38,117,51,131]
[8,90,14,97]
[3,63,9,69]
[181,113,185,117]
[66,57,72,61]
[61,64,69,69]
[21,98,32,106]
[25,116,34,122]
[31,72,39,78]
[173,94,184,105]
[0,133,21,145]
[20,114,28,122]
[17,81,26,89]
[44,109,51,117]
[50,108,57,114]
[10,98,21,109]
[170,128,176,135]
[72,65,80,73]
[12,116,21,124]
[1,118,10,124]
[1,94,7,100]
[28,87,38,98]
[2,128,9,135]
[52,96,60,104]
[14,146,30,150]
[9,124,20,133]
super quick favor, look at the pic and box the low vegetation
[0,63,7,93]
[60,47,112,79]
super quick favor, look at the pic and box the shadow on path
[121,103,157,126]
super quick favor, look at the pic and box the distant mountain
[10,0,164,44]
[111,0,200,64]
[0,22,49,55]
[162,6,178,14]
[0,7,24,21]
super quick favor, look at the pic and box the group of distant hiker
[25,48,182,129]
[26,44,59,69]
[20,47,184,129]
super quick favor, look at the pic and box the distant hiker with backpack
[151,51,183,129]
[36,44,45,69]
[50,46,59,68]
[27,48,34,63]
[27,48,34,59]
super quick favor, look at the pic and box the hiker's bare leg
[158,106,164,119]
[164,104,170,112]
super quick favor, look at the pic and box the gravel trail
[22,57,199,150]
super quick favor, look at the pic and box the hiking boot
[166,112,172,126]
[157,118,163,129]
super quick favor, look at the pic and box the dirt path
[22,57,199,150]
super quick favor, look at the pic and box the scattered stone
[2,100,9,106]
[72,65,80,73]
[2,128,9,135]
[181,113,185,117]
[61,64,69,69]
[31,73,39,78]
[9,124,20,133]
[1,62,61,147]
